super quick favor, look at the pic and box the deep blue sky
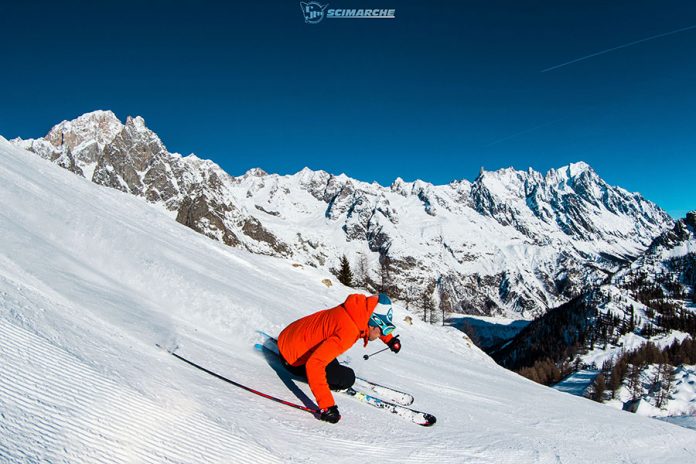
[1,1,694,218]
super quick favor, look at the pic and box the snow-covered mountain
[615,210,696,290]
[493,210,696,416]
[10,110,673,318]
[2,134,696,463]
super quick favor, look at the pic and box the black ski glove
[387,336,401,353]
[320,405,341,424]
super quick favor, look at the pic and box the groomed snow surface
[1,136,694,463]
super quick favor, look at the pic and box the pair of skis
[157,336,436,427]
[254,334,435,426]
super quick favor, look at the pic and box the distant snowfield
[1,136,694,463]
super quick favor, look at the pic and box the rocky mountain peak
[244,167,268,178]
[125,115,148,131]
[45,110,123,151]
[121,115,165,149]
[686,211,696,230]
[390,177,408,196]
[564,161,593,177]
[646,211,696,253]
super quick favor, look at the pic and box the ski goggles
[369,313,395,336]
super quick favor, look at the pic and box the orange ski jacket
[277,294,394,410]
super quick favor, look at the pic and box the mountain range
[10,110,674,318]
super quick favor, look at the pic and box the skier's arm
[305,335,350,409]
[380,333,401,353]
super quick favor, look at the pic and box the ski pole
[363,346,389,360]
[363,334,400,360]
[157,344,321,415]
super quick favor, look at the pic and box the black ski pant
[280,355,355,391]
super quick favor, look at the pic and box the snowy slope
[1,136,694,464]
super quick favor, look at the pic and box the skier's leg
[280,354,354,390]
[325,358,355,391]
[280,354,307,378]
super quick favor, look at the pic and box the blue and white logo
[300,2,396,24]
[300,2,328,24]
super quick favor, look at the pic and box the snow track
[0,319,279,464]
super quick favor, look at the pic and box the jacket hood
[342,294,379,339]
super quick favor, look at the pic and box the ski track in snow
[0,319,280,464]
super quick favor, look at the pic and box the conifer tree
[378,253,393,293]
[608,361,624,399]
[655,364,675,409]
[337,254,353,287]
[354,252,369,288]
[627,364,643,401]
[438,286,452,326]
[420,279,436,323]
[652,363,666,408]
[591,374,606,402]
[430,302,440,325]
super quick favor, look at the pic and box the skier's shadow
[259,346,318,414]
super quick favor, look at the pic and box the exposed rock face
[11,111,676,318]
[176,194,240,247]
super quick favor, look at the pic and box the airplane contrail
[541,23,696,73]
[484,117,570,147]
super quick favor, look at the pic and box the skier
[277,293,402,424]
